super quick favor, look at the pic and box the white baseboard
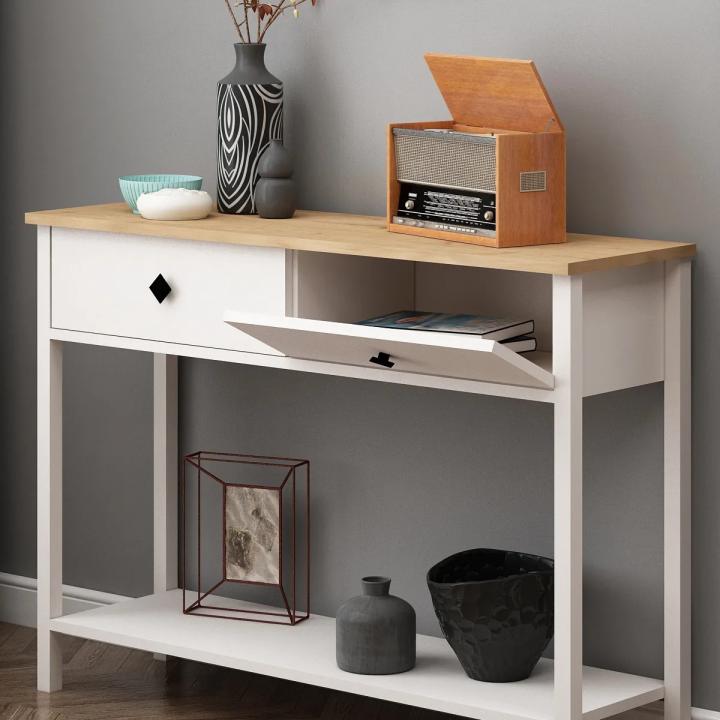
[0,572,129,628]
[0,572,717,719]
[694,709,720,720]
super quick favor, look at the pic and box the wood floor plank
[0,705,66,720]
[0,623,19,648]
[0,628,36,658]
[0,624,665,720]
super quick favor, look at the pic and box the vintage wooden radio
[387,54,566,248]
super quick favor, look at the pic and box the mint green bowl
[119,174,203,214]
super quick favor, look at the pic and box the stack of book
[357,311,537,353]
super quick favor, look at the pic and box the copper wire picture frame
[181,451,310,625]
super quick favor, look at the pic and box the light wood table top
[26,203,695,275]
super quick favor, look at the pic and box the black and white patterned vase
[217,43,283,215]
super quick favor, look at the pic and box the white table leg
[153,353,178,661]
[664,259,692,720]
[37,226,63,692]
[553,274,584,720]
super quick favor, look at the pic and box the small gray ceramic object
[336,576,416,675]
[258,139,294,178]
[255,177,296,219]
[255,140,297,219]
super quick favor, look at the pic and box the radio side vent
[519,170,547,192]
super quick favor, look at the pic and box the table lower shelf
[49,590,663,720]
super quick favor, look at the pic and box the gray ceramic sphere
[336,576,416,675]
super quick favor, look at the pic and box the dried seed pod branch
[223,0,318,43]
[224,0,248,42]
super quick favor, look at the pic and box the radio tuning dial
[483,210,495,222]
[404,199,416,210]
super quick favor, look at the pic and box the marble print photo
[225,486,280,584]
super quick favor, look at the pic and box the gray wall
[1,0,718,709]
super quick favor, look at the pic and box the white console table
[26,204,695,720]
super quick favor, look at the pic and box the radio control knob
[404,199,416,210]
[483,210,495,222]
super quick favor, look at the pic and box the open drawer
[224,314,554,390]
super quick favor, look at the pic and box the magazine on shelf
[357,311,534,342]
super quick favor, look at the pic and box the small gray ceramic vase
[255,140,296,219]
[336,576,416,675]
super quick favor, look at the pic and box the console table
[26,203,695,720]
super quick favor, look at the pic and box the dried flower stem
[259,0,314,42]
[242,1,252,42]
[258,0,289,42]
[224,0,317,44]
[224,0,246,41]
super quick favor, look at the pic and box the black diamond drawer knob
[149,274,172,304]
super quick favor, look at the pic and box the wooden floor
[0,622,664,720]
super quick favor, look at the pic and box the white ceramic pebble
[136,188,213,221]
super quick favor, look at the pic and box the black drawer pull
[369,352,395,369]
[149,274,172,304]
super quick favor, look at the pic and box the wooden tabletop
[25,203,695,275]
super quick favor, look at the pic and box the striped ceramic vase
[217,43,283,215]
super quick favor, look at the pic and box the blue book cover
[358,311,534,342]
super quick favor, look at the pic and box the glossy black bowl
[427,548,553,682]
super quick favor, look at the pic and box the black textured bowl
[427,548,553,682]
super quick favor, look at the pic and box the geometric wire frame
[181,451,310,626]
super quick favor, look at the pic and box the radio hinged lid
[424,53,563,134]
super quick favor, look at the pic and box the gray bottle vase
[336,576,416,675]
[255,140,296,219]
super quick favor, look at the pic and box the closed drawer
[51,228,289,354]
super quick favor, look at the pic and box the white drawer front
[52,229,288,354]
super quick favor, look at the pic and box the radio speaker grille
[393,129,496,193]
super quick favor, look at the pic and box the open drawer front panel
[225,314,554,390]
